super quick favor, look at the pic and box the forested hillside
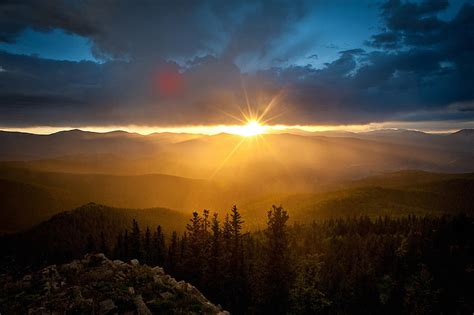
[1,168,473,232]
[1,203,187,267]
[0,166,225,231]
[241,173,474,228]
[0,178,75,232]
[3,205,472,314]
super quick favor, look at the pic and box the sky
[0,0,473,133]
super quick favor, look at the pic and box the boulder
[99,299,116,314]
[134,295,152,315]
[160,291,175,300]
[152,266,165,275]
[0,253,228,314]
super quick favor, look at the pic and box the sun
[235,120,268,137]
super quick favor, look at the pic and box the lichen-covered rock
[0,253,228,314]
[99,298,116,314]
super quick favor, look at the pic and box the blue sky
[0,28,95,62]
[1,2,382,68]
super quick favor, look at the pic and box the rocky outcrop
[0,253,229,314]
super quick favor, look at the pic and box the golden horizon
[0,121,471,136]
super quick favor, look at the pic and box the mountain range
[1,128,473,233]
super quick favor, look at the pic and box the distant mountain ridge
[451,128,474,137]
[1,128,474,235]
[1,128,473,185]
[1,128,473,161]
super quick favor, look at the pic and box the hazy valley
[1,128,473,233]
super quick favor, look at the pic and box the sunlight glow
[231,120,268,137]
[2,122,470,136]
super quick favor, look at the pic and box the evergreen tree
[263,205,291,314]
[131,219,141,260]
[123,230,130,260]
[186,211,203,239]
[167,231,179,273]
[290,254,331,313]
[178,232,189,279]
[230,205,244,266]
[210,212,221,270]
[185,211,208,286]
[221,215,232,266]
[154,225,166,266]
[143,226,151,264]
[230,205,243,239]
[222,214,232,249]
[207,212,222,300]
[226,206,248,313]
[203,209,210,233]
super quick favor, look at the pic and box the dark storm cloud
[0,0,473,127]
[0,0,308,60]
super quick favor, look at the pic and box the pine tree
[167,231,179,273]
[230,205,245,272]
[154,225,166,266]
[289,254,331,313]
[230,205,243,240]
[207,212,222,300]
[186,211,203,239]
[203,209,210,233]
[185,211,207,286]
[222,214,232,250]
[210,212,221,268]
[263,205,291,314]
[123,230,130,260]
[131,219,141,260]
[221,213,233,272]
[179,232,189,279]
[143,226,151,264]
[227,206,248,313]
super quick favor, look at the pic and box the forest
[8,205,470,314]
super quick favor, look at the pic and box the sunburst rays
[208,83,286,179]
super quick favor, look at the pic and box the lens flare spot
[156,66,182,97]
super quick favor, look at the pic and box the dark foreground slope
[2,203,188,265]
[0,178,75,232]
[0,167,222,233]
[0,253,228,315]
[2,205,473,313]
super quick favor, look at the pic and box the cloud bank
[0,0,473,127]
